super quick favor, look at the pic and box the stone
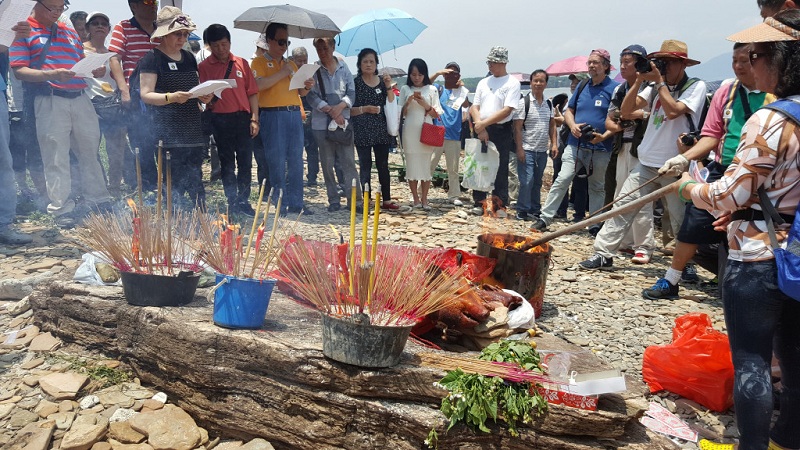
[129,404,201,450]
[39,372,89,400]
[98,390,135,408]
[80,395,100,409]
[150,392,167,404]
[21,357,45,369]
[6,420,55,450]
[36,400,60,418]
[108,440,153,450]
[108,421,146,444]
[214,442,244,450]
[120,384,153,400]
[240,438,276,450]
[198,427,208,446]
[0,325,38,348]
[0,403,14,419]
[59,400,75,412]
[8,408,39,428]
[0,271,53,300]
[22,376,39,387]
[109,408,136,423]
[60,416,107,450]
[0,395,22,404]
[28,332,62,352]
[92,443,113,450]
[8,296,31,316]
[52,411,76,430]
[140,399,163,411]
[24,258,61,272]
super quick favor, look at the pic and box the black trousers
[473,121,513,207]
[356,144,391,200]
[211,112,254,206]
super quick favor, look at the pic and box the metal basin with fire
[476,233,552,318]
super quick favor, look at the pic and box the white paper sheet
[189,80,232,98]
[0,0,35,48]
[289,64,320,91]
[71,52,116,78]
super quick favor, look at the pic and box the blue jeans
[0,98,16,227]
[260,109,304,210]
[517,151,548,216]
[722,260,800,450]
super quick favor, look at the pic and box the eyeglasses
[586,59,604,66]
[38,1,68,14]
[171,31,191,38]
[140,0,158,5]
[274,39,291,47]
[749,50,771,64]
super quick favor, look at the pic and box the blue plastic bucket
[211,275,276,329]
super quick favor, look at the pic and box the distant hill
[689,52,733,82]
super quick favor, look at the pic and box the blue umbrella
[188,32,201,42]
[337,8,427,57]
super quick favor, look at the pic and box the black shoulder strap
[31,23,58,70]
[572,79,589,116]
[315,69,326,97]
[738,82,753,121]
[224,60,234,79]
[522,94,530,130]
[678,76,700,133]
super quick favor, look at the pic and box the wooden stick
[134,148,143,209]
[528,181,680,247]
[165,151,172,275]
[156,141,163,221]
[243,180,266,275]
[588,173,662,217]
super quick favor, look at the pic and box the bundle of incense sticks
[418,353,552,385]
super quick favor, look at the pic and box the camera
[579,124,596,140]
[636,58,668,76]
[680,131,700,147]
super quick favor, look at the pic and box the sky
[67,0,763,80]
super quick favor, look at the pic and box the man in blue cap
[602,45,654,265]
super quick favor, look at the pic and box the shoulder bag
[419,87,445,147]
[316,70,353,145]
[201,59,234,136]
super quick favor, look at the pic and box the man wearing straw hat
[10,0,112,227]
[577,40,707,270]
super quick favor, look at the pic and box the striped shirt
[9,17,86,91]
[513,94,553,152]
[108,18,157,83]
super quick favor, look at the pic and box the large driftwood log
[30,281,674,450]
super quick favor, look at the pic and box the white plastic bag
[461,138,499,192]
[73,252,122,286]
[384,97,400,136]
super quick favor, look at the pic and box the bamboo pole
[134,148,143,208]
[528,181,680,248]
[165,151,172,275]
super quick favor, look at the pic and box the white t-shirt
[636,79,707,168]
[473,74,521,124]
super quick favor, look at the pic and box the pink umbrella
[545,55,616,76]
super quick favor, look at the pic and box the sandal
[698,439,734,450]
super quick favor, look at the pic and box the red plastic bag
[641,312,734,412]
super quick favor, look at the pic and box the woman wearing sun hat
[677,9,800,450]
[138,6,209,210]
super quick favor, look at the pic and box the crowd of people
[2,1,800,448]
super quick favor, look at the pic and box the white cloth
[636,80,707,168]
[473,74,520,124]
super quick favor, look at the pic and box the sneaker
[337,187,346,197]
[588,224,601,237]
[515,211,529,221]
[55,214,76,229]
[619,247,635,256]
[471,206,483,216]
[554,211,567,220]
[0,226,33,245]
[452,198,464,206]
[495,210,507,219]
[579,254,613,270]
[631,252,650,264]
[381,201,400,210]
[305,180,318,187]
[530,218,548,231]
[681,263,699,283]
[642,278,679,300]
[421,204,432,211]
[327,203,341,212]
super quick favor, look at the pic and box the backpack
[753,98,800,302]
[610,82,648,158]
[677,77,711,136]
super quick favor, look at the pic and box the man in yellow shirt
[252,23,314,214]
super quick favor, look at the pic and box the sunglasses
[141,0,158,5]
[749,50,771,64]
[273,38,291,47]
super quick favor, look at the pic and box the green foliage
[426,340,548,448]
[49,355,132,389]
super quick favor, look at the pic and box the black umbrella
[381,67,407,77]
[234,5,341,38]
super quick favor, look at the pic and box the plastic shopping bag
[384,97,400,136]
[641,313,734,412]
[461,138,499,192]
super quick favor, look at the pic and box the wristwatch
[654,82,667,91]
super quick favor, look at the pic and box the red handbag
[420,121,445,147]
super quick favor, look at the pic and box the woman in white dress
[399,58,443,210]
